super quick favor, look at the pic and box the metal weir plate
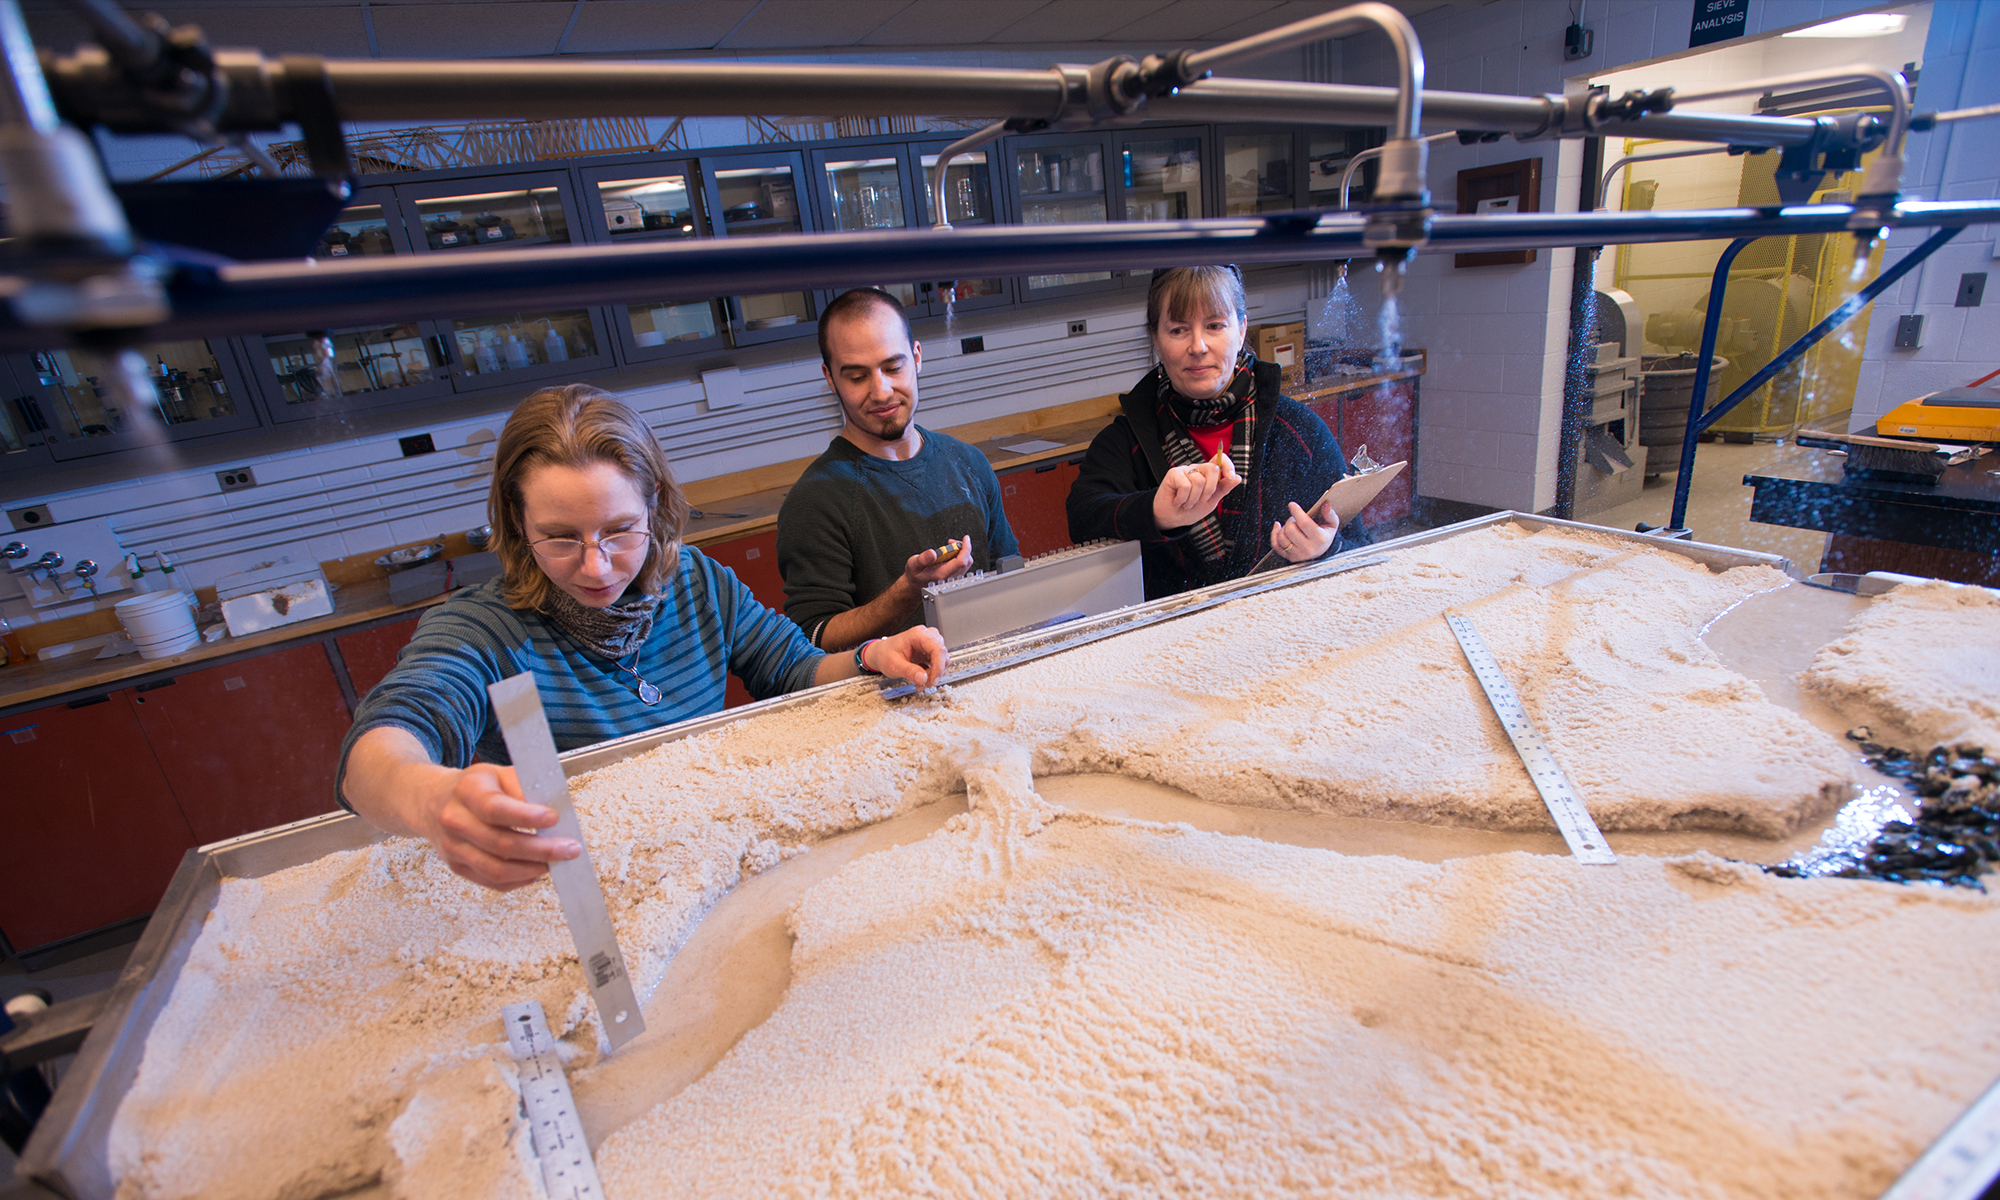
[1444,613,1616,866]
[502,999,604,1200]
[490,672,646,1051]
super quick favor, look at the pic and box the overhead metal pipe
[1597,146,1731,209]
[9,200,1996,350]
[929,121,1006,231]
[1340,130,1457,209]
[42,52,1829,150]
[1186,2,1424,141]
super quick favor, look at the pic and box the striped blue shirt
[336,547,823,805]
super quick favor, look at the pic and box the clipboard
[1247,460,1407,574]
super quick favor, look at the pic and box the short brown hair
[1145,265,1247,335]
[488,383,690,610]
[818,287,914,366]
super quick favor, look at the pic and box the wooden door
[999,459,1081,558]
[129,644,353,844]
[0,691,196,951]
[337,615,423,701]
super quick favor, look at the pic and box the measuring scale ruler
[503,999,604,1200]
[490,673,646,1051]
[1444,613,1616,866]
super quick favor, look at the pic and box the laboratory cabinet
[335,614,424,700]
[698,527,788,711]
[576,158,732,366]
[0,687,196,953]
[0,120,1381,492]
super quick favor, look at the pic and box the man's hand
[863,625,949,688]
[902,533,973,588]
[1271,499,1340,563]
[1153,452,1243,530]
[344,727,581,893]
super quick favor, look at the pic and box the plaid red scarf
[1155,348,1259,564]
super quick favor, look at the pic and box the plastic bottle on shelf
[473,334,502,375]
[540,321,570,363]
[498,328,532,370]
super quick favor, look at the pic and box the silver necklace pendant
[621,652,661,706]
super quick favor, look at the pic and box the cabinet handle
[66,694,110,708]
[136,678,178,693]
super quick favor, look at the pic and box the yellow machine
[1874,386,2000,443]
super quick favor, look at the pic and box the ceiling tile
[27,5,374,56]
[860,0,1047,45]
[1100,0,1283,42]
[563,1,761,53]
[370,2,574,58]
[988,0,1175,43]
[718,0,913,49]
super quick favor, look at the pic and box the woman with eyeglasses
[1067,265,1371,599]
[337,384,947,892]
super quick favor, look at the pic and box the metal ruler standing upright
[1444,613,1617,866]
[502,999,604,1200]
[489,673,645,1051]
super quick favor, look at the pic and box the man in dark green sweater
[778,289,1020,651]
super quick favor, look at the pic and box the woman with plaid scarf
[1066,265,1370,599]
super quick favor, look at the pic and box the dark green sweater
[777,427,1020,644]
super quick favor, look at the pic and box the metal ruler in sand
[1880,1072,2000,1200]
[502,998,604,1200]
[1444,613,1616,866]
[489,673,645,1051]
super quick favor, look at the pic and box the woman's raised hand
[1153,450,1243,530]
[1270,499,1340,563]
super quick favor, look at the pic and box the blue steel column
[1666,237,1755,535]
[1666,227,1962,531]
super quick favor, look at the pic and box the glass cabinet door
[407,183,573,251]
[578,161,730,365]
[1221,131,1302,215]
[1120,134,1206,221]
[914,144,1010,317]
[254,190,459,422]
[813,148,920,310]
[447,308,605,391]
[702,152,818,346]
[1007,134,1119,300]
[35,339,261,460]
[0,358,54,479]
[1308,130,1383,210]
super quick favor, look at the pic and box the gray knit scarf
[541,584,660,660]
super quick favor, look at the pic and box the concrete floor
[1582,439,1831,573]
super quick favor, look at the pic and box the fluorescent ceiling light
[1782,12,1908,37]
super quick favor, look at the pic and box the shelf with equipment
[577,157,733,366]
[1003,131,1122,303]
[394,170,617,392]
[1114,126,1211,291]
[913,138,1012,319]
[7,335,263,463]
[700,150,821,348]
[1218,126,1308,217]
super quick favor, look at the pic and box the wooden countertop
[0,578,447,714]
[2,359,1429,714]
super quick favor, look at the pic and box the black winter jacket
[1065,359,1371,599]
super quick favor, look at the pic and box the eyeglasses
[527,530,651,563]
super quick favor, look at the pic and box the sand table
[106,524,1881,1198]
[1802,579,2000,752]
[599,753,2000,1199]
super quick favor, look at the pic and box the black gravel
[1765,731,2000,890]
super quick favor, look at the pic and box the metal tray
[13,512,1803,1197]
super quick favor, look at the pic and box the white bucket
[116,592,197,644]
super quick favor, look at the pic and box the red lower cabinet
[336,615,423,700]
[700,530,788,710]
[128,643,353,844]
[999,459,1081,558]
[0,691,197,951]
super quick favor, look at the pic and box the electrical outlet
[1957,272,1987,308]
[1067,320,1087,337]
[215,467,257,492]
[960,336,985,354]
[1894,314,1925,348]
[6,504,51,531]
[400,433,436,457]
